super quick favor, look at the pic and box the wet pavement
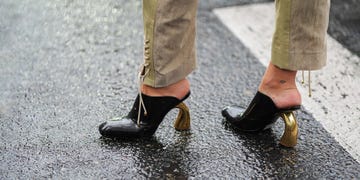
[0,0,359,179]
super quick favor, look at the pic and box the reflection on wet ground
[99,131,192,179]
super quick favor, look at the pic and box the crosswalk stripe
[214,2,360,163]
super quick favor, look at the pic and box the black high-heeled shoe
[222,91,300,147]
[99,92,191,138]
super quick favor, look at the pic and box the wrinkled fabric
[141,0,330,88]
[142,0,198,87]
[272,0,330,70]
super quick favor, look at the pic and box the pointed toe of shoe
[98,118,144,138]
[222,106,245,122]
[98,121,111,137]
[222,106,264,132]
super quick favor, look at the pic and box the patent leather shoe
[222,91,300,147]
[99,92,191,138]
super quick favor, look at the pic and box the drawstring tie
[301,70,311,97]
[137,63,149,126]
[136,38,152,126]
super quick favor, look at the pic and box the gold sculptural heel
[174,102,191,131]
[279,111,298,147]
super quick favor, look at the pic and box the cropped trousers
[141,0,330,88]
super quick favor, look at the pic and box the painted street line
[214,2,360,163]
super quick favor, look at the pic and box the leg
[222,0,330,147]
[263,0,331,108]
[141,0,197,99]
[99,0,198,138]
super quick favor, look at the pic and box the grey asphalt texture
[1,0,359,179]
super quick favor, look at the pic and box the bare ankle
[141,79,190,100]
[259,63,301,108]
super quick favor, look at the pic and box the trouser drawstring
[137,63,149,126]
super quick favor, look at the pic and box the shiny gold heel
[279,112,298,147]
[174,102,191,131]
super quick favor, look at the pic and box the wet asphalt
[0,0,359,179]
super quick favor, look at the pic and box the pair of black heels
[99,91,300,147]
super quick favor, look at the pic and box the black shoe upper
[222,91,300,132]
[99,92,190,138]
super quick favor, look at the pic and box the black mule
[99,92,191,138]
[222,91,300,147]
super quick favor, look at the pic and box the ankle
[259,77,298,94]
[141,79,190,100]
[258,63,301,108]
[259,63,297,90]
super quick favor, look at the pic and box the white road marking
[214,2,360,163]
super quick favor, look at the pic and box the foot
[99,79,191,138]
[99,92,191,138]
[258,63,301,109]
[141,79,190,100]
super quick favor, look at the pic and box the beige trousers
[142,0,198,88]
[141,0,330,87]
